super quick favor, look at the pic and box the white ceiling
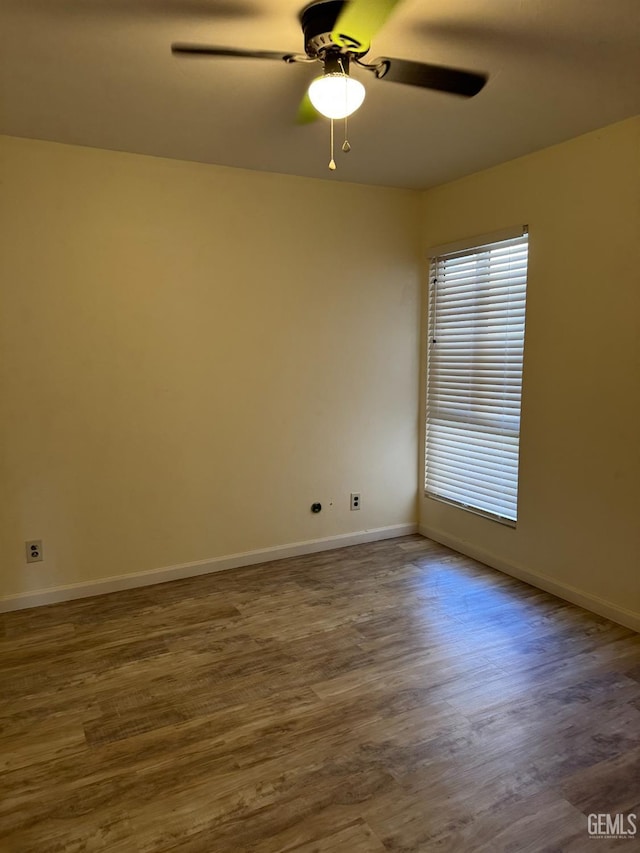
[1,0,639,189]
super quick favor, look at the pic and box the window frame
[424,226,529,526]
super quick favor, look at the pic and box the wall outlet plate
[350,493,361,511]
[25,540,43,563]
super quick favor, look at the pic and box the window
[425,228,528,524]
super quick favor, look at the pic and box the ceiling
[1,0,639,189]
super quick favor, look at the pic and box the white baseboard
[420,525,640,633]
[0,523,418,613]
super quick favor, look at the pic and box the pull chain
[342,114,351,152]
[329,118,336,170]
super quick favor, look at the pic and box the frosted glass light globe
[308,73,366,120]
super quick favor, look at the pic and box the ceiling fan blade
[296,91,320,124]
[373,57,487,97]
[171,44,292,61]
[332,0,404,52]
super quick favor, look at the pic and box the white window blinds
[425,229,528,524]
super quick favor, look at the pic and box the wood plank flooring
[1,535,639,852]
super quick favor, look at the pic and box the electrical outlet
[25,540,43,563]
[350,493,361,511]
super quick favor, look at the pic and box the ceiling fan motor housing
[299,0,367,58]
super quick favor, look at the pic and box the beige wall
[419,117,640,624]
[2,118,638,623]
[0,136,421,599]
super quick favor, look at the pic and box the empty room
[1,0,639,850]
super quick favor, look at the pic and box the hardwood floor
[1,535,639,852]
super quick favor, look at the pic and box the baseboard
[0,523,418,613]
[419,525,640,633]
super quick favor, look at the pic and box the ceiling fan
[172,0,488,169]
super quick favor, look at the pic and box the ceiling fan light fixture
[308,72,366,119]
